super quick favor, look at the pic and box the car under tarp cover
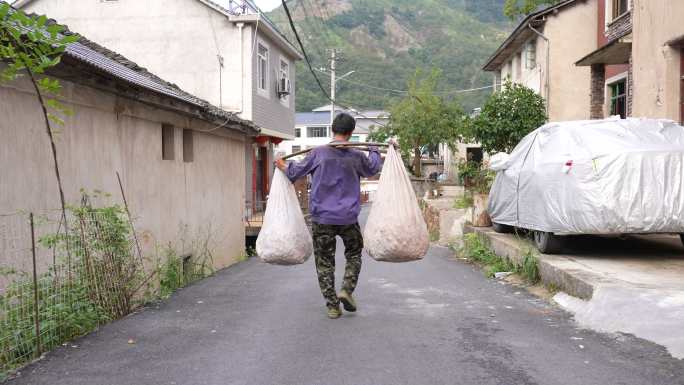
[488,117,684,235]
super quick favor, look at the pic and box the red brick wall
[598,0,629,79]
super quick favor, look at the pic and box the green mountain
[267,0,513,112]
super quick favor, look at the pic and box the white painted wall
[0,73,248,273]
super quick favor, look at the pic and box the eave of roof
[482,0,581,72]
[196,0,304,61]
[575,36,632,66]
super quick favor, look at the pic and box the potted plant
[470,161,494,227]
[457,159,479,188]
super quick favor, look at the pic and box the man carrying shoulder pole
[275,113,382,319]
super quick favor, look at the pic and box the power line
[315,68,497,95]
[280,0,389,128]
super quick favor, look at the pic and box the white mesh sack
[364,145,429,262]
[256,169,313,265]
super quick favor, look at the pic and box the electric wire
[281,0,389,128]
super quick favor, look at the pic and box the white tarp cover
[488,117,684,234]
[256,169,313,265]
[364,145,429,262]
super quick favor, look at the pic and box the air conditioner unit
[277,78,291,97]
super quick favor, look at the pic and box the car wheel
[492,222,514,233]
[533,231,563,254]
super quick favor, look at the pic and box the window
[291,145,301,154]
[183,129,193,163]
[610,79,627,119]
[612,0,628,20]
[162,124,174,160]
[257,43,269,93]
[514,52,522,80]
[350,135,360,142]
[526,40,536,69]
[295,127,301,138]
[279,58,290,101]
[307,126,327,138]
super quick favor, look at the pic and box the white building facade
[277,106,390,157]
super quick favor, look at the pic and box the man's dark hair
[332,113,356,135]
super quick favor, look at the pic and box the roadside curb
[463,225,596,299]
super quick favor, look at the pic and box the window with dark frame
[162,124,175,160]
[612,0,628,20]
[307,126,327,138]
[610,79,627,119]
[291,145,301,153]
[295,127,301,137]
[183,129,194,163]
[279,59,290,100]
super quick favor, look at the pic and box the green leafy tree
[369,69,467,176]
[471,80,547,154]
[0,4,78,232]
[503,0,560,19]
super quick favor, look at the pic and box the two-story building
[15,0,303,213]
[483,0,598,122]
[576,0,684,124]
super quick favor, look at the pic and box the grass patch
[459,233,540,283]
[453,194,474,209]
[519,250,540,283]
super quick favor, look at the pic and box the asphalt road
[8,209,684,385]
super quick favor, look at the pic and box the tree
[369,69,467,176]
[470,80,547,154]
[503,0,560,19]
[1,4,78,245]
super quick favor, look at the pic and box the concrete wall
[630,0,684,121]
[494,1,596,122]
[21,0,297,136]
[0,75,247,272]
[543,0,598,121]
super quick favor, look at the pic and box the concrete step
[439,185,464,197]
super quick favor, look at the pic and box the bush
[471,80,547,154]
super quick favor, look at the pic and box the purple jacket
[285,145,382,225]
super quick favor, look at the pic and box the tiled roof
[482,0,579,71]
[5,3,258,134]
[65,36,258,133]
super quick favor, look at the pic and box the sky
[254,0,281,11]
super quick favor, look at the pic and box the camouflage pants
[312,222,363,309]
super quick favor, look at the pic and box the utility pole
[327,50,354,130]
[329,49,336,128]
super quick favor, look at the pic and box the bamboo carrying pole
[280,142,390,160]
